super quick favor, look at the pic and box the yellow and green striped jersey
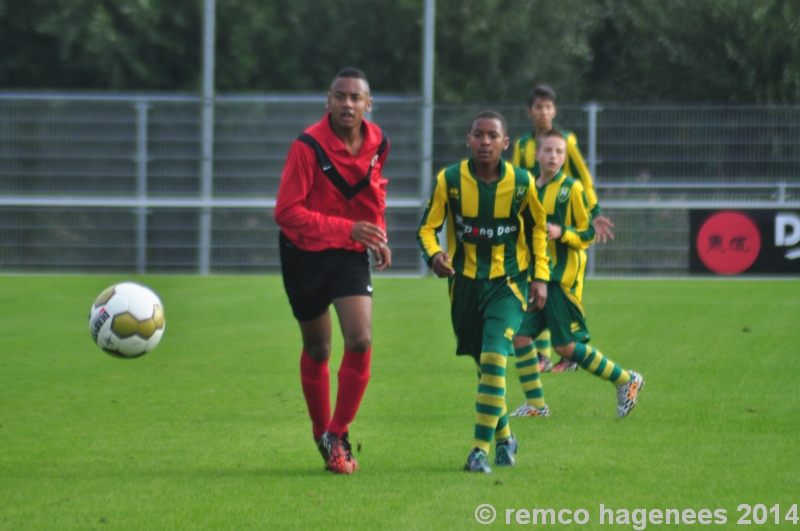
[418,159,549,283]
[539,170,596,304]
[512,130,602,218]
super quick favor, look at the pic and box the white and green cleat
[510,403,550,418]
[617,370,645,418]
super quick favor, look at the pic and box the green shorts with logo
[517,281,590,348]
[448,271,529,362]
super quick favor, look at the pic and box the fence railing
[1,94,798,276]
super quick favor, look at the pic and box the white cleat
[510,403,550,418]
[617,371,645,418]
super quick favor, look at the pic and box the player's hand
[431,252,455,278]
[594,215,615,244]
[546,223,562,241]
[528,281,547,312]
[372,242,392,272]
[351,221,388,256]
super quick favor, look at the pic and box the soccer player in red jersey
[274,68,391,474]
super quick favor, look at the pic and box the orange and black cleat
[317,431,358,474]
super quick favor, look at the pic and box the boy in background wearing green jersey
[417,111,550,473]
[512,129,644,419]
[511,84,615,377]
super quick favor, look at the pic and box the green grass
[1,276,799,530]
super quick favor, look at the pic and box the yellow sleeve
[560,181,596,250]
[566,133,600,217]
[527,185,550,283]
[417,170,449,266]
[511,138,522,167]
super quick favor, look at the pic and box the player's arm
[558,182,596,250]
[417,171,453,276]
[565,133,600,218]
[369,141,392,271]
[522,182,550,284]
[521,183,549,311]
[566,132,614,242]
[511,138,523,167]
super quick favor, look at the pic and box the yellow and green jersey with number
[512,129,602,218]
[539,169,596,304]
[418,159,550,283]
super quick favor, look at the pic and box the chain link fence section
[433,104,800,277]
[1,95,799,276]
[0,94,424,274]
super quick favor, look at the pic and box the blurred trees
[0,0,798,103]
[0,0,201,90]
[434,0,598,103]
[587,0,800,104]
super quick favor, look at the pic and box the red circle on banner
[696,211,761,275]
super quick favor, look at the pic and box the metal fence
[435,104,800,276]
[1,94,799,276]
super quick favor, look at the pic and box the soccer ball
[89,282,166,358]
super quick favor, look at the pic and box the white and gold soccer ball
[89,282,166,358]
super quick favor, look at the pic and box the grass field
[1,276,799,530]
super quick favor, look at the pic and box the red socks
[328,348,372,437]
[300,348,372,439]
[300,350,330,441]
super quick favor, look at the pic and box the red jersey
[274,113,390,252]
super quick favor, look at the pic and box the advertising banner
[689,209,800,275]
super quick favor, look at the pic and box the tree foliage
[0,0,201,90]
[434,0,598,103]
[0,0,798,103]
[586,0,800,103]
[215,0,422,93]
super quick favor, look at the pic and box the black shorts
[279,231,372,322]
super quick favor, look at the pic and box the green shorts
[448,271,529,362]
[517,281,590,348]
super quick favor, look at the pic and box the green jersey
[538,170,596,304]
[418,159,549,283]
[513,129,602,218]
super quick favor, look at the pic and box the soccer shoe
[538,354,553,373]
[616,371,645,418]
[510,403,551,418]
[464,448,492,473]
[340,431,359,472]
[551,358,578,372]
[494,435,518,467]
[317,431,357,474]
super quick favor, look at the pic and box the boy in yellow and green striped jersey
[417,111,550,473]
[512,130,644,420]
[511,84,615,375]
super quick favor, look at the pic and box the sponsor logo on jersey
[371,154,379,167]
[454,215,517,241]
[558,186,570,203]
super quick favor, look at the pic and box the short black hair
[333,67,370,90]
[535,129,567,150]
[468,110,508,135]
[527,84,557,107]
